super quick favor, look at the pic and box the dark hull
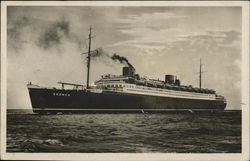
[28,88,226,114]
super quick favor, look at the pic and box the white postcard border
[1,1,249,161]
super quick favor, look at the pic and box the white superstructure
[95,75,218,101]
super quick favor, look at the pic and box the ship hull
[28,88,226,114]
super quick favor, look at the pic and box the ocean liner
[27,27,227,114]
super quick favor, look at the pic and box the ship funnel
[123,66,135,76]
[165,75,175,84]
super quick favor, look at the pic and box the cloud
[37,19,70,49]
[164,30,241,56]
[115,11,186,30]
[7,16,34,50]
[108,10,186,54]
[110,29,241,58]
[109,28,181,56]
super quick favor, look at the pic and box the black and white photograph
[1,1,249,161]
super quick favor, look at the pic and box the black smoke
[91,48,108,58]
[38,19,70,49]
[111,53,134,68]
[90,48,134,68]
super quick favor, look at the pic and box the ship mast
[86,26,92,89]
[199,58,202,89]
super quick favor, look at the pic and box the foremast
[199,58,202,89]
[86,26,92,89]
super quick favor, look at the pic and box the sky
[6,6,242,110]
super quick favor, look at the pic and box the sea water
[7,110,241,153]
